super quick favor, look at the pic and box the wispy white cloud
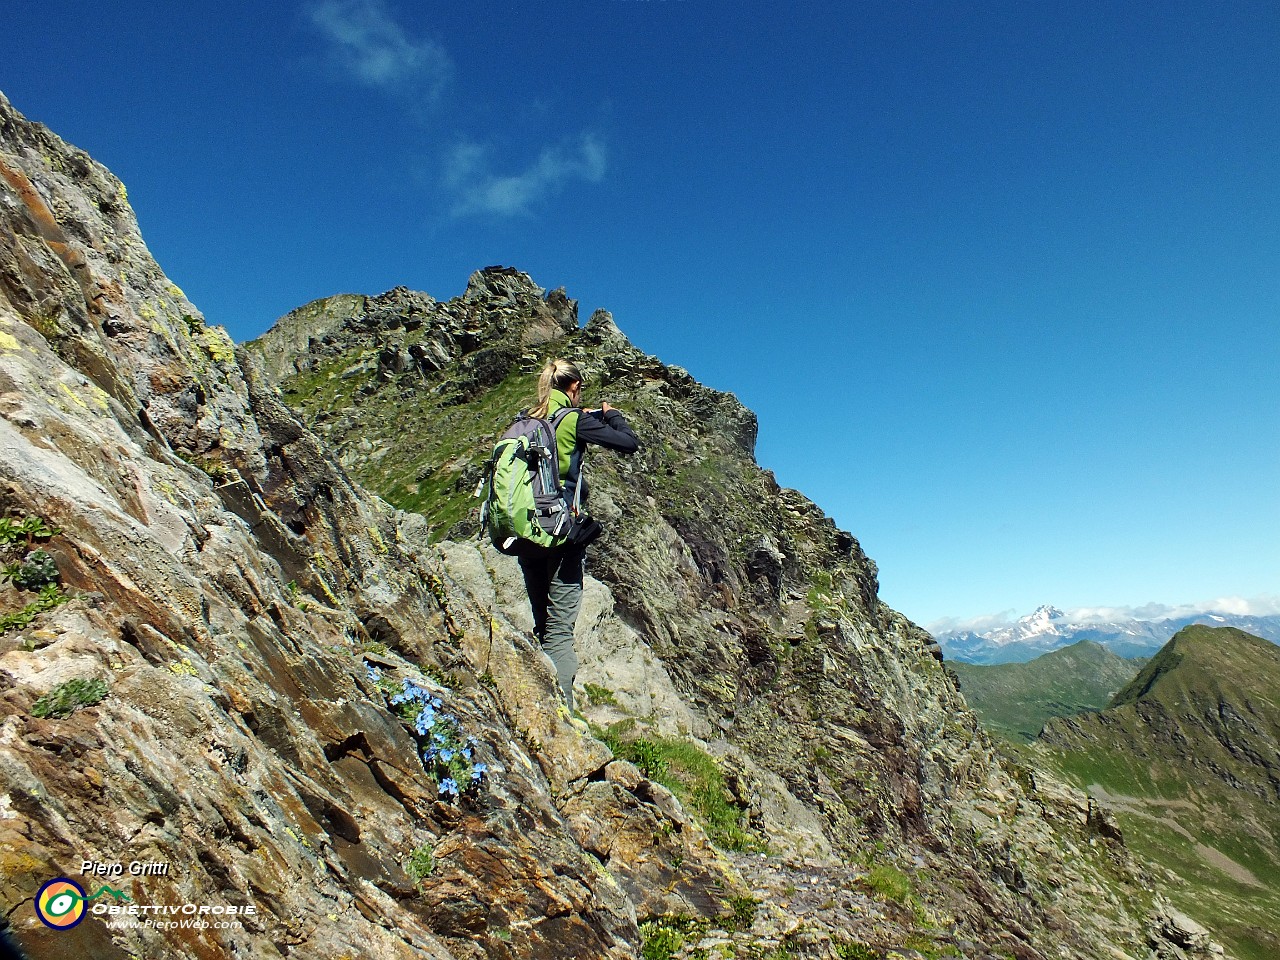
[305,1,605,216]
[307,0,452,99]
[1069,595,1280,623]
[929,594,1280,634]
[444,134,607,217]
[926,610,1019,635]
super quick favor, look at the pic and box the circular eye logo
[36,878,87,929]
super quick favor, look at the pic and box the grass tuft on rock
[597,725,762,852]
[31,677,108,719]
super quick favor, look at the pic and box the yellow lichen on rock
[201,326,236,365]
[87,382,111,412]
[57,380,87,409]
[151,477,182,506]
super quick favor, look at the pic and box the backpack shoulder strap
[549,406,581,454]
[549,407,588,513]
[549,406,579,431]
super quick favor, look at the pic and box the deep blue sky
[5,1,1277,628]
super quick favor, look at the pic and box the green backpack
[478,409,584,555]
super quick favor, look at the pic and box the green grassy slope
[1034,625,1280,960]
[949,640,1145,742]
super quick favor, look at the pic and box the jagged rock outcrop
[0,88,1182,960]
[1147,902,1224,960]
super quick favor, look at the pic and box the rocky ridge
[0,90,1216,960]
[252,275,1193,953]
[1036,626,1279,960]
[0,91,733,960]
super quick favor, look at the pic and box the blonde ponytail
[528,359,583,418]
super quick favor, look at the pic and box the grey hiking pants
[518,544,586,711]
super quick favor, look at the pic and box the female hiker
[520,359,638,711]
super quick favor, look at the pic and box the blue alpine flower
[415,713,435,736]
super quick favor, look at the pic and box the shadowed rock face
[0,89,1202,960]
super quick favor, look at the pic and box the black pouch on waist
[565,515,603,547]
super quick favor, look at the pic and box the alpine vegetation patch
[31,677,109,719]
[405,844,435,887]
[1,513,70,635]
[2,550,59,590]
[1,584,70,635]
[0,514,61,548]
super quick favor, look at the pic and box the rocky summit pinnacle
[0,89,1224,960]
[1023,604,1065,624]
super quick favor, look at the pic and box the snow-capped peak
[1019,605,1065,626]
[935,605,1280,664]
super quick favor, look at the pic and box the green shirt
[544,389,581,481]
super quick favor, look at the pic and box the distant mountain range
[936,604,1280,663]
[953,624,1280,957]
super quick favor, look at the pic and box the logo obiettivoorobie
[35,877,132,930]
[35,878,87,930]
